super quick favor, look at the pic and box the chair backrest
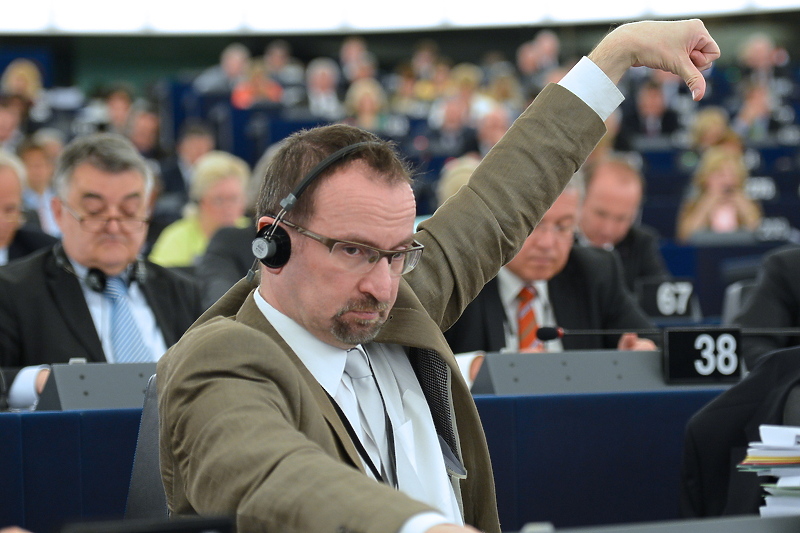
[721,279,757,325]
[783,384,800,426]
[125,374,168,519]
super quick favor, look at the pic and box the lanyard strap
[325,378,398,489]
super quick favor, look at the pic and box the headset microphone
[250,141,380,272]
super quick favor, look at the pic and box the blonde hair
[189,151,249,203]
[436,155,481,207]
[1,59,43,101]
[692,146,748,192]
[0,150,27,188]
[344,78,387,115]
[690,106,730,149]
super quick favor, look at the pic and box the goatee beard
[331,295,390,346]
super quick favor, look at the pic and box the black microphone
[536,325,800,342]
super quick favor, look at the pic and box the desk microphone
[536,326,800,342]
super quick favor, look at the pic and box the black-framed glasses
[62,202,149,233]
[280,218,424,276]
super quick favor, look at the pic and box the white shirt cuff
[557,56,624,122]
[7,365,49,410]
[399,512,453,533]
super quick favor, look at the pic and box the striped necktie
[517,285,539,350]
[104,276,152,363]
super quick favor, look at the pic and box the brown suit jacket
[157,83,606,533]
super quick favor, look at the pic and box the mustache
[336,295,390,316]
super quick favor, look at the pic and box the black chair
[721,278,757,325]
[125,374,168,519]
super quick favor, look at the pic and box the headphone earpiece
[54,243,147,293]
[85,268,107,293]
[252,223,291,268]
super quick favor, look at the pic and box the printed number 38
[693,333,738,376]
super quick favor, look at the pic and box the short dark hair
[255,124,412,224]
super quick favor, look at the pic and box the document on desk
[736,424,800,517]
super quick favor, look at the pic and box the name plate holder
[636,277,699,322]
[662,327,743,384]
[36,361,157,411]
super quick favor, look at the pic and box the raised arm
[588,19,720,99]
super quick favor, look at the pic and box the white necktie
[104,276,152,363]
[344,346,390,482]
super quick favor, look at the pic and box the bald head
[580,158,643,249]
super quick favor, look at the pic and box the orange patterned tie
[517,285,539,350]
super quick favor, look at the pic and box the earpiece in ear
[252,224,291,268]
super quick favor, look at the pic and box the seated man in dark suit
[734,245,800,370]
[445,180,657,355]
[195,225,256,309]
[680,345,800,518]
[0,133,204,410]
[0,151,58,266]
[578,155,670,293]
[159,119,215,205]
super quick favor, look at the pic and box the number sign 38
[663,328,742,383]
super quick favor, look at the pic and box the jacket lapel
[234,293,365,473]
[44,250,107,362]
[138,267,174,346]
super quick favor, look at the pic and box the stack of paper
[739,425,800,517]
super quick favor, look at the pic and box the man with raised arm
[158,20,719,533]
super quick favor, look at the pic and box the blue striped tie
[104,276,152,363]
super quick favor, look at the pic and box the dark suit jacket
[615,108,681,151]
[444,246,655,353]
[613,224,670,293]
[0,245,205,370]
[6,226,59,263]
[680,346,800,518]
[734,245,800,369]
[195,225,256,309]
[159,155,190,198]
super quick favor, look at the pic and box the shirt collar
[497,267,550,307]
[253,289,348,397]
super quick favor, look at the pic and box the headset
[251,141,381,271]
[54,243,147,293]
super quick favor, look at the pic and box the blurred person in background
[148,150,250,269]
[343,78,408,140]
[193,42,251,94]
[0,94,25,153]
[616,78,681,150]
[578,155,669,292]
[17,136,60,237]
[159,119,216,208]
[0,150,57,266]
[676,145,762,242]
[297,57,345,121]
[444,176,656,356]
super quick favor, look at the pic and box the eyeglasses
[280,219,424,276]
[62,202,149,233]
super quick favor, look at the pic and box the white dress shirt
[254,291,462,532]
[496,268,564,352]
